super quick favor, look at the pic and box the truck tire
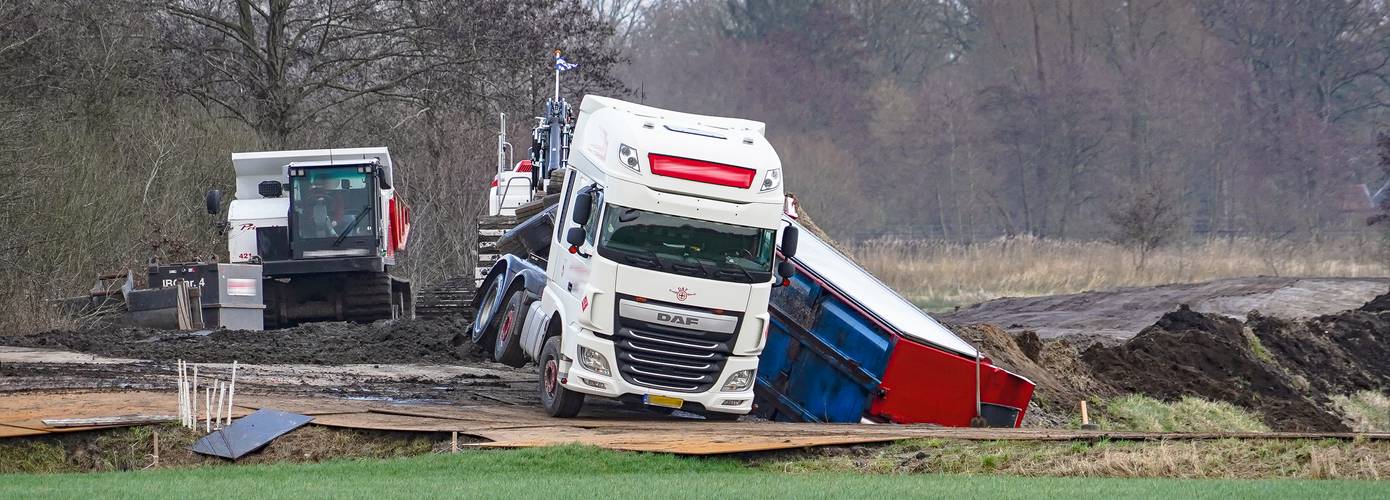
[492,290,528,367]
[470,277,505,348]
[539,336,584,418]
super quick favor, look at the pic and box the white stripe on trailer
[784,218,978,358]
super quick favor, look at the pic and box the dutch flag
[555,54,578,72]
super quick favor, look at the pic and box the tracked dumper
[208,148,413,327]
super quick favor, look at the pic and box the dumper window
[290,166,375,241]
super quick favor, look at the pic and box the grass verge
[1096,395,1270,433]
[4,445,1387,499]
[756,437,1389,480]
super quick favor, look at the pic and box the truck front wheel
[539,336,584,418]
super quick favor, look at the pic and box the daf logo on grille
[656,312,700,327]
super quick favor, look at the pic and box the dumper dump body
[755,219,1035,426]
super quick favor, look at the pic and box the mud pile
[962,291,1390,432]
[1247,291,1390,399]
[1081,306,1346,431]
[951,324,1115,416]
[0,317,480,365]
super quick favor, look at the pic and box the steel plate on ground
[191,408,313,460]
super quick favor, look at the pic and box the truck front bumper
[560,328,757,414]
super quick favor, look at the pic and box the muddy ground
[4,278,1390,432]
[940,277,1390,344]
[0,316,479,365]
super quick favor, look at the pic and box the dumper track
[416,170,563,322]
[413,275,477,321]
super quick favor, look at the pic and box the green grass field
[3,445,1385,499]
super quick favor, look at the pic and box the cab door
[547,170,602,322]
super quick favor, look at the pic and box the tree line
[624,0,1390,241]
[3,0,1388,330]
[0,0,623,330]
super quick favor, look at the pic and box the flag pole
[553,49,561,102]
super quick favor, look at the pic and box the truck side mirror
[572,190,592,224]
[774,261,796,287]
[565,227,588,256]
[780,226,799,258]
[205,189,222,215]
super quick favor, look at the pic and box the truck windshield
[290,166,376,241]
[597,204,775,284]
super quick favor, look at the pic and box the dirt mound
[1358,290,1390,313]
[0,317,479,365]
[951,324,1115,417]
[1248,302,1390,398]
[1081,306,1346,432]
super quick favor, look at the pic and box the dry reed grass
[1334,391,1390,432]
[850,236,1390,310]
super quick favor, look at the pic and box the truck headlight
[618,143,640,173]
[577,346,611,376]
[722,369,755,392]
[758,168,781,192]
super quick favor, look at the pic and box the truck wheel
[470,277,504,348]
[492,290,528,367]
[539,336,584,418]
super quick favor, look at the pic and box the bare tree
[159,0,448,147]
[1109,182,1182,270]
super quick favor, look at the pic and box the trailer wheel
[492,290,528,367]
[539,336,584,418]
[470,277,504,347]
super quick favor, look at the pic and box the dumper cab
[212,148,412,327]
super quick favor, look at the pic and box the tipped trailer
[758,215,1035,426]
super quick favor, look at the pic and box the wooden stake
[205,386,212,432]
[1080,400,1099,430]
[191,365,199,426]
[214,381,225,428]
[177,360,186,428]
[451,432,458,454]
[226,361,238,424]
[152,430,159,468]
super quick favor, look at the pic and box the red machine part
[869,336,1035,427]
[388,197,410,255]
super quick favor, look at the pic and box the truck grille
[614,311,737,393]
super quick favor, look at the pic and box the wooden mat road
[3,391,1387,455]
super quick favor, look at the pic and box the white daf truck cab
[472,95,798,418]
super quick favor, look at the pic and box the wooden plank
[42,415,178,428]
[1,419,129,434]
[310,412,480,433]
[0,424,47,438]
